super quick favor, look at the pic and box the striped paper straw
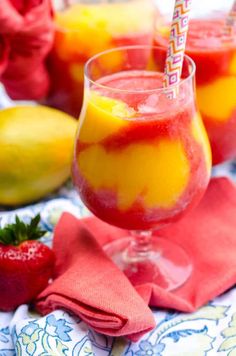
[163,0,192,99]
[224,0,236,36]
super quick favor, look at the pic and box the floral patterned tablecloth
[0,161,236,356]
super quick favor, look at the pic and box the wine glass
[72,45,212,290]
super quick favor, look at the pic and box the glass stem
[128,230,152,260]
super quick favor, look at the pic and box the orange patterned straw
[163,0,192,99]
[224,0,236,36]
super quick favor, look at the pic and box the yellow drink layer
[191,113,212,174]
[79,92,133,143]
[230,53,236,75]
[197,75,236,122]
[78,140,190,211]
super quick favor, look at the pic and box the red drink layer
[72,70,211,230]
[154,18,236,164]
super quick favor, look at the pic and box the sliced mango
[191,113,212,174]
[78,139,190,211]
[78,92,134,143]
[197,76,236,122]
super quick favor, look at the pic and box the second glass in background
[154,0,236,165]
[45,0,154,117]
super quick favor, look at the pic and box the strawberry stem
[0,214,46,246]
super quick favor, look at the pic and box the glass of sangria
[154,0,236,165]
[72,46,211,290]
[46,0,154,117]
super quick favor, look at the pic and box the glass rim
[84,45,196,94]
[155,16,236,49]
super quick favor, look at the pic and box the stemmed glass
[72,46,211,290]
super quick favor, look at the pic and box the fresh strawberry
[0,214,55,311]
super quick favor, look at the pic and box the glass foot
[104,237,192,291]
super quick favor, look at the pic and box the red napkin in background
[36,177,236,339]
[0,0,53,100]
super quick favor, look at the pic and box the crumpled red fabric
[0,0,54,100]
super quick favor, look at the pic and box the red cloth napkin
[36,213,155,341]
[0,0,53,100]
[36,177,236,338]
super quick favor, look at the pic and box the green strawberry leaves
[0,214,46,246]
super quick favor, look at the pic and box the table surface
[0,161,236,356]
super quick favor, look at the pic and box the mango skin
[0,106,76,205]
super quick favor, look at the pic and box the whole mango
[0,106,76,205]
